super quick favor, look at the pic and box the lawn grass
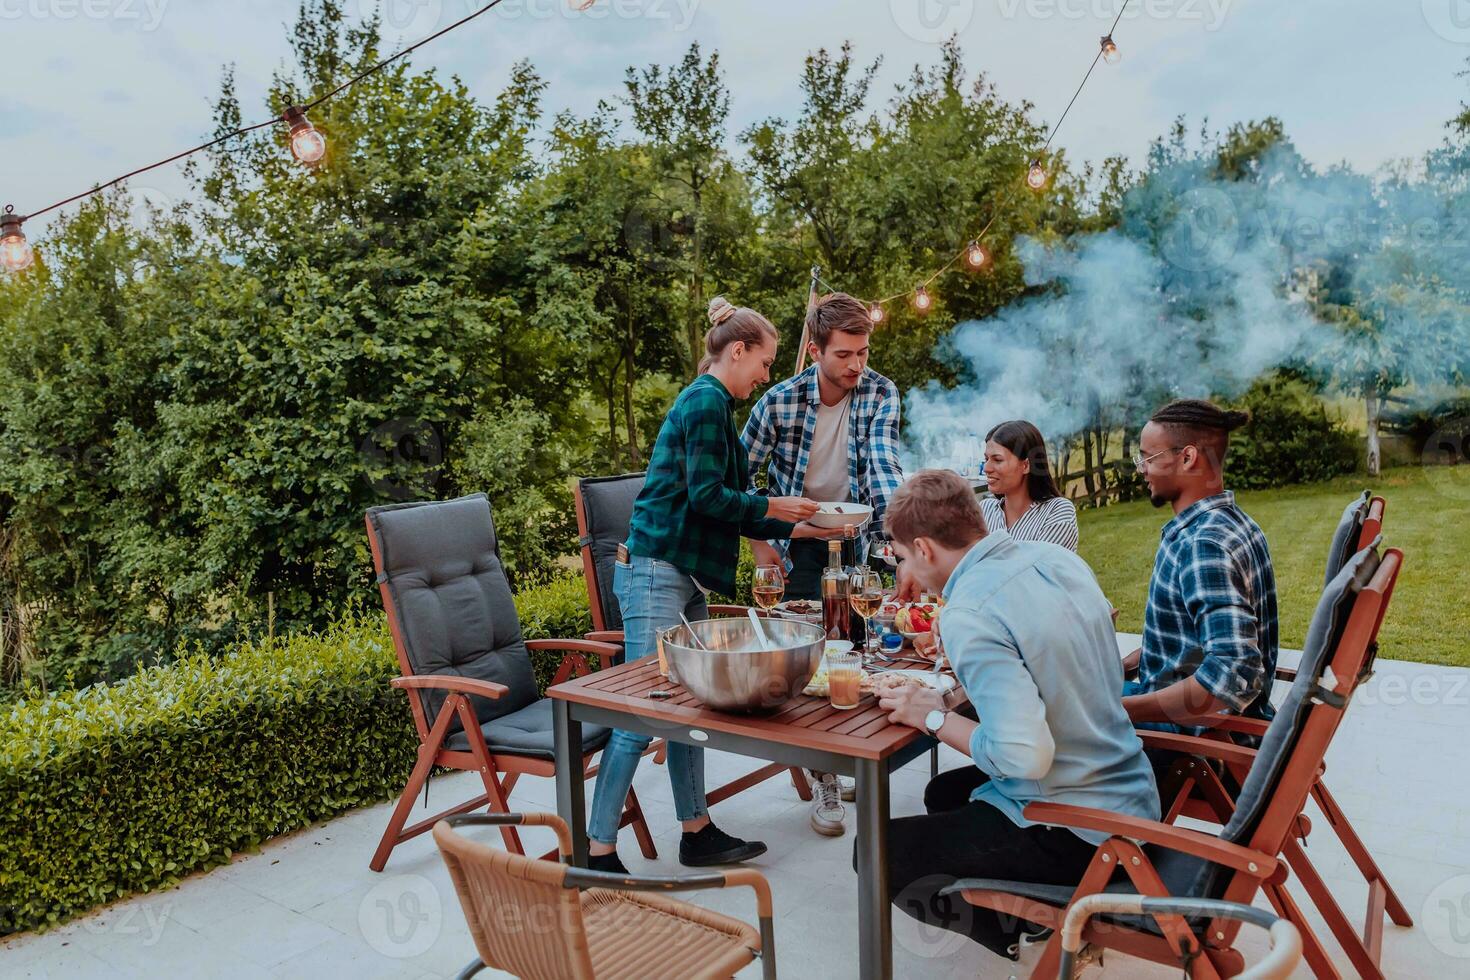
[1077,465,1469,668]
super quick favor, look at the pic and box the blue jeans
[585,555,710,845]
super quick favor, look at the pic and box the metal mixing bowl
[659,617,827,713]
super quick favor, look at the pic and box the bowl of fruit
[894,601,940,643]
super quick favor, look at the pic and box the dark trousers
[876,767,1098,959]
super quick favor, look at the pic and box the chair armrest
[1022,801,1276,876]
[585,630,624,645]
[525,638,621,668]
[1135,730,1259,768]
[1191,714,1271,739]
[391,675,508,699]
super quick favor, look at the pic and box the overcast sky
[6,0,1470,236]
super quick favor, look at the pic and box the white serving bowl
[808,502,873,529]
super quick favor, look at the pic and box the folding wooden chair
[365,493,657,872]
[1154,515,1409,980]
[434,811,775,980]
[574,473,813,806]
[944,543,1403,979]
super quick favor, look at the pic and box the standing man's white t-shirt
[802,392,852,503]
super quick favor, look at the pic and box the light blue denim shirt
[942,531,1159,844]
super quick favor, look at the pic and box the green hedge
[0,573,598,935]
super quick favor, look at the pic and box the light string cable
[824,0,1132,321]
[10,0,515,227]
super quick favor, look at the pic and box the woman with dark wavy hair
[980,419,1078,551]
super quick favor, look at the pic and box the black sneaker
[587,851,629,875]
[678,824,768,867]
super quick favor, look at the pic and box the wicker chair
[434,812,776,980]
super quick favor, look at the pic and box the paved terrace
[6,640,1469,979]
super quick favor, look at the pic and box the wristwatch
[924,708,948,737]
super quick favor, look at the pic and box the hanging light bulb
[868,303,885,325]
[0,207,33,274]
[1100,35,1121,65]
[1027,158,1048,190]
[966,240,987,269]
[283,106,327,166]
[913,286,932,314]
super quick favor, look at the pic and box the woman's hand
[791,522,855,540]
[766,496,820,523]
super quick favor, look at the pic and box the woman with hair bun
[583,297,843,873]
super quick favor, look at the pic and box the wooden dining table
[549,657,966,980]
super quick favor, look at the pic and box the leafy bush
[0,573,596,934]
[1227,375,1359,489]
[1381,395,1470,457]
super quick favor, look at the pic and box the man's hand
[877,683,947,730]
[791,522,856,540]
[1121,647,1141,678]
[750,541,785,578]
[895,560,922,602]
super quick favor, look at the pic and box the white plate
[807,502,873,529]
[772,600,822,619]
[873,669,957,693]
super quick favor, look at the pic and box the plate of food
[772,599,822,621]
[808,502,873,529]
[803,663,956,698]
[871,541,898,567]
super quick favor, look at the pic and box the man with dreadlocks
[1123,398,1279,737]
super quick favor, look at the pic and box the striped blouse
[980,494,1080,552]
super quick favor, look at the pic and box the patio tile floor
[6,637,1468,978]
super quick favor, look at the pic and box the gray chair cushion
[1323,491,1370,587]
[367,494,538,735]
[446,698,611,759]
[1151,541,1382,903]
[578,473,645,632]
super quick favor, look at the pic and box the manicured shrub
[1228,375,1359,489]
[0,573,597,934]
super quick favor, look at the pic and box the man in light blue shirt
[874,469,1158,960]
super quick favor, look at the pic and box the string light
[284,107,327,165]
[966,240,987,269]
[1027,158,1048,190]
[815,0,1132,314]
[1,207,34,274]
[4,0,520,265]
[570,0,597,8]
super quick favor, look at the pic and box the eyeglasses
[1132,446,1184,473]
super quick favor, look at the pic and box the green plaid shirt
[626,374,795,597]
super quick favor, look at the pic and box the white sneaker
[838,776,856,803]
[809,774,846,836]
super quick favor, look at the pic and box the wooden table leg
[553,698,587,867]
[855,756,892,980]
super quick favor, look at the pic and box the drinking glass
[849,568,883,665]
[827,648,862,710]
[752,564,784,612]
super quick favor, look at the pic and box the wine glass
[848,568,883,665]
[752,565,784,613]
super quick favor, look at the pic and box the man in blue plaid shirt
[742,292,905,837]
[742,292,905,596]
[1124,398,1279,740]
